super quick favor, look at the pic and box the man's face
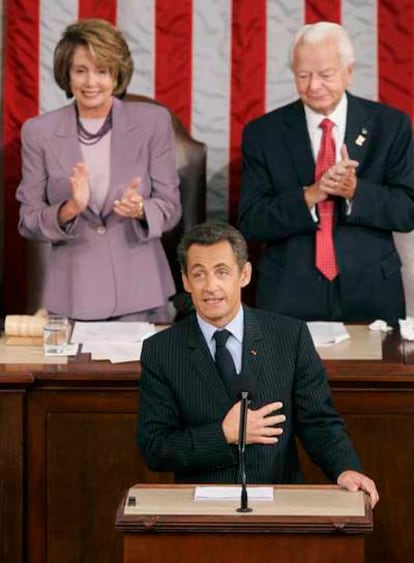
[293,37,353,115]
[182,241,251,328]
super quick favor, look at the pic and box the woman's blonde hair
[54,18,133,98]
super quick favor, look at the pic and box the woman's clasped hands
[113,177,145,220]
[60,163,145,224]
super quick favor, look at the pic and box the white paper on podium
[71,321,156,343]
[194,486,274,501]
[81,340,145,363]
[307,322,350,347]
[71,321,156,362]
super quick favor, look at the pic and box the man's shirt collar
[304,92,348,130]
[197,306,244,346]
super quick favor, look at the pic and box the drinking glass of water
[43,314,69,355]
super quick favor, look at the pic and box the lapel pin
[355,127,368,146]
[355,134,366,146]
[250,350,257,356]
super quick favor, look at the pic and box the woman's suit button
[97,226,106,235]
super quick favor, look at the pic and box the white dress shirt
[304,93,348,161]
[304,94,352,218]
[197,306,244,374]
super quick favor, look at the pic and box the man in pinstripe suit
[138,221,378,507]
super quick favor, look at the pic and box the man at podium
[138,221,378,507]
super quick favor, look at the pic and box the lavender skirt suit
[16,97,181,320]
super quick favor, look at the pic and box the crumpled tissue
[398,317,414,341]
[368,319,393,333]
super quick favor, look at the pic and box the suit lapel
[344,92,371,163]
[284,101,315,186]
[184,310,265,408]
[50,104,104,224]
[185,317,231,409]
[51,104,83,176]
[283,95,372,186]
[241,307,264,405]
[102,98,148,217]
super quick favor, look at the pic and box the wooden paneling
[0,391,25,563]
[123,532,365,563]
[27,390,172,563]
[1,332,414,563]
[299,389,414,563]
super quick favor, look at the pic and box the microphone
[230,375,256,513]
[230,374,256,403]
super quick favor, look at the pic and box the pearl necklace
[76,105,113,146]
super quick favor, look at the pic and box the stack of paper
[70,321,156,363]
[307,322,350,347]
[194,486,274,501]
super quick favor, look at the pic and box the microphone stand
[236,391,252,513]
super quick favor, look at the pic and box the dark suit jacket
[138,307,360,484]
[239,93,414,322]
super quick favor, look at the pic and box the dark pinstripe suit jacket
[138,307,360,484]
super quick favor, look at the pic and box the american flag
[2,0,413,312]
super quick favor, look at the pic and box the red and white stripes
[2,0,413,311]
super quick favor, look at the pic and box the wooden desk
[1,331,413,563]
[116,484,372,563]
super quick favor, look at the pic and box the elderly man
[138,221,379,507]
[239,21,414,322]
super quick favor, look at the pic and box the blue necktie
[214,329,237,390]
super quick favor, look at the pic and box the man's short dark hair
[177,221,249,274]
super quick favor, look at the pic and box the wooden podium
[115,485,372,563]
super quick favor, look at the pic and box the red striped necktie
[315,118,339,281]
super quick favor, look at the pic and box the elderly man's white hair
[288,22,355,69]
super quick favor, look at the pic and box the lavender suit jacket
[16,97,181,320]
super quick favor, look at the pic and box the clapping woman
[16,19,181,322]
